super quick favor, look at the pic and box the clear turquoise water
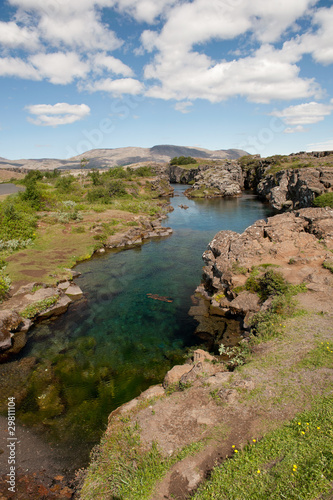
[18,187,273,463]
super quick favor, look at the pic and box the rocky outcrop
[168,165,203,184]
[106,215,173,249]
[0,281,84,361]
[193,208,333,341]
[257,167,333,210]
[185,161,244,198]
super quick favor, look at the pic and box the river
[12,186,273,471]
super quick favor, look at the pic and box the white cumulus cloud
[92,53,134,77]
[145,44,321,103]
[86,77,144,95]
[0,56,40,79]
[29,52,89,84]
[0,21,39,50]
[25,102,91,126]
[271,101,333,125]
[0,0,332,110]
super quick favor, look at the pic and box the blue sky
[0,0,333,160]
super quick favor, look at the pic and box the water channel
[13,186,273,470]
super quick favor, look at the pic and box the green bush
[313,192,333,208]
[44,169,61,180]
[170,156,197,166]
[56,175,75,193]
[20,181,42,209]
[135,166,153,177]
[245,269,288,301]
[238,155,261,170]
[106,167,131,179]
[89,170,102,186]
[22,170,43,185]
[0,272,11,301]
[87,180,127,203]
[0,199,37,241]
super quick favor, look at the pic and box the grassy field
[0,166,168,290]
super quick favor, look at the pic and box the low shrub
[245,269,288,301]
[170,156,197,166]
[135,166,153,177]
[87,180,127,203]
[56,175,75,193]
[0,272,11,301]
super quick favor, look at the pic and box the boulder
[193,349,215,363]
[0,311,31,361]
[140,385,165,400]
[65,284,83,300]
[179,362,203,385]
[163,364,193,388]
[38,295,72,318]
[0,311,22,351]
[228,292,261,315]
[57,281,71,290]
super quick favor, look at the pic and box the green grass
[0,167,169,286]
[193,396,333,500]
[297,341,333,370]
[313,192,333,208]
[80,417,204,500]
[21,294,59,318]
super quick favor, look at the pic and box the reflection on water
[15,187,273,467]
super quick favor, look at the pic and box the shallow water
[16,186,273,467]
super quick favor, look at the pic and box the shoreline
[1,155,333,498]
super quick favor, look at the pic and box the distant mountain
[0,145,249,171]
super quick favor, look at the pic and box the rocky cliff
[190,207,333,348]
[256,167,333,210]
[240,152,333,211]
[168,164,204,184]
[184,161,244,198]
